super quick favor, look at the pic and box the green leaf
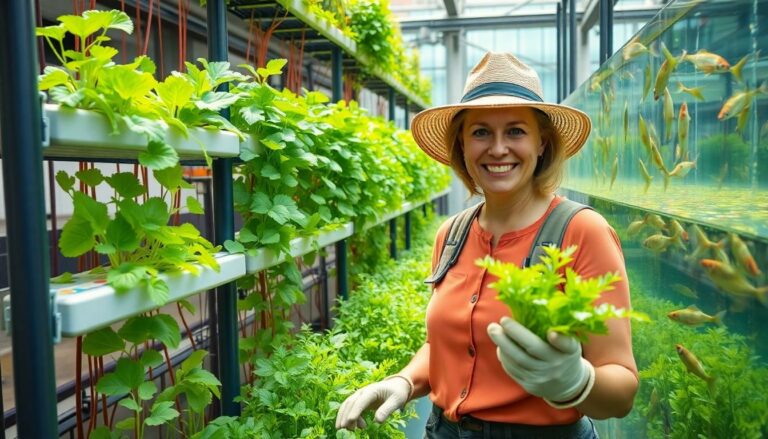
[59,216,95,257]
[250,192,272,214]
[224,239,245,254]
[153,165,194,191]
[50,272,75,284]
[181,350,208,372]
[96,372,131,396]
[36,24,66,41]
[239,104,265,125]
[75,168,105,187]
[89,426,114,439]
[49,87,85,107]
[261,227,280,245]
[108,263,147,292]
[260,164,281,180]
[73,191,109,233]
[142,197,171,228]
[55,170,75,192]
[105,172,146,199]
[195,91,240,111]
[119,398,142,412]
[122,115,165,142]
[152,314,182,349]
[144,276,170,305]
[139,141,179,170]
[156,75,195,115]
[39,67,70,90]
[82,327,125,357]
[266,58,288,75]
[115,357,145,390]
[145,401,179,426]
[183,385,214,413]
[179,299,197,315]
[119,316,155,344]
[138,381,158,401]
[114,417,135,431]
[105,215,139,252]
[140,349,164,369]
[94,243,116,255]
[186,196,204,214]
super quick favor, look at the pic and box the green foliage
[625,281,768,439]
[37,10,245,169]
[82,315,221,438]
[55,166,220,305]
[478,245,649,342]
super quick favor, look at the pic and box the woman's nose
[488,135,509,156]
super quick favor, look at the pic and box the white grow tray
[42,104,241,160]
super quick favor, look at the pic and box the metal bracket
[3,288,61,344]
[40,91,50,147]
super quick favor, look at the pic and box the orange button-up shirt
[424,196,638,425]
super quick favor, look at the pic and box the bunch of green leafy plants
[53,165,220,305]
[83,313,221,439]
[617,272,768,439]
[37,9,245,169]
[478,245,649,342]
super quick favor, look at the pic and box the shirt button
[460,388,468,398]
[468,346,475,357]
[470,294,478,303]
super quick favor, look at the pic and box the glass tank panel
[561,0,768,437]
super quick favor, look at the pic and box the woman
[336,52,638,437]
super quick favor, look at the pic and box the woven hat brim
[411,95,592,165]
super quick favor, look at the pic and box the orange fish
[677,102,691,161]
[627,219,646,236]
[669,161,696,178]
[718,82,768,132]
[643,233,675,252]
[729,233,761,276]
[676,344,715,393]
[667,305,725,326]
[654,43,683,100]
[700,259,768,306]
[669,219,688,241]
[682,49,730,74]
[676,81,704,101]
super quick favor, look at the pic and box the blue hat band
[460,82,543,103]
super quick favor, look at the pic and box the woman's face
[461,106,545,197]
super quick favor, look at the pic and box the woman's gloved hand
[487,317,594,406]
[335,375,413,430]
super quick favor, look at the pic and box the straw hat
[411,52,592,165]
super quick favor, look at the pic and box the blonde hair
[448,108,565,197]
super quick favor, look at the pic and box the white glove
[335,375,412,430]
[487,317,594,405]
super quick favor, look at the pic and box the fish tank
[560,0,768,437]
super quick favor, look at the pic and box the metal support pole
[200,178,220,418]
[388,86,396,122]
[389,218,398,259]
[569,0,577,93]
[332,46,342,102]
[207,0,240,417]
[561,0,569,97]
[556,3,563,102]
[405,211,412,250]
[0,1,58,437]
[335,240,348,300]
[319,255,329,329]
[404,103,410,130]
[599,0,613,64]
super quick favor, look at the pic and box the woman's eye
[472,128,489,137]
[509,127,525,136]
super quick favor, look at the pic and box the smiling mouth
[483,164,518,173]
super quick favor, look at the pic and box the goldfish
[675,344,715,393]
[729,233,761,276]
[610,155,619,189]
[672,284,699,299]
[663,88,674,143]
[645,213,666,231]
[689,225,726,262]
[668,305,725,326]
[676,81,704,100]
[627,219,646,236]
[677,102,691,161]
[623,39,652,62]
[718,82,768,133]
[642,63,652,102]
[602,87,614,114]
[700,259,768,306]
[682,49,730,74]
[669,160,696,178]
[590,67,614,93]
[638,159,653,193]
[729,53,750,83]
[638,114,652,155]
[649,141,670,189]
[654,43,683,100]
[643,233,676,252]
[623,100,629,145]
[669,219,688,241]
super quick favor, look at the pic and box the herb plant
[478,245,648,342]
[55,165,220,305]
